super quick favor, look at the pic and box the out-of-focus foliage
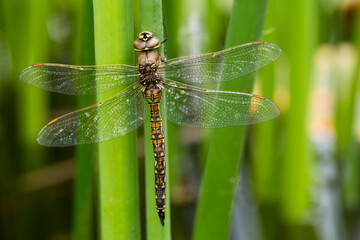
[0,0,359,239]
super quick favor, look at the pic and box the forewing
[161,42,281,85]
[20,63,139,95]
[38,83,144,146]
[162,80,279,128]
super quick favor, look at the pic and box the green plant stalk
[278,0,315,223]
[160,1,188,234]
[250,1,281,238]
[161,0,183,209]
[205,0,227,53]
[2,0,49,239]
[6,0,49,171]
[251,0,278,204]
[139,0,171,237]
[337,10,360,210]
[193,0,269,239]
[92,0,140,239]
[73,0,95,239]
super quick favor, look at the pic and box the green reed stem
[278,0,314,224]
[4,0,49,238]
[336,7,360,212]
[92,1,140,239]
[73,0,95,239]
[193,0,269,239]
[139,0,171,238]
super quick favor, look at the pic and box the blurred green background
[0,0,359,239]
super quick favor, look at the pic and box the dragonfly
[20,31,282,226]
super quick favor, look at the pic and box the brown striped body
[135,31,166,226]
[144,86,166,226]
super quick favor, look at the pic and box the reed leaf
[72,0,95,239]
[138,0,171,238]
[92,0,140,238]
[193,0,269,239]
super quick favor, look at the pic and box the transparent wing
[38,83,144,146]
[20,63,139,95]
[161,42,281,85]
[162,80,279,128]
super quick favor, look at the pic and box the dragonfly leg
[160,17,167,44]
[160,17,168,61]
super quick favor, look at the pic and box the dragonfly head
[134,31,161,51]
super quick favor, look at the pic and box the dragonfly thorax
[137,50,162,86]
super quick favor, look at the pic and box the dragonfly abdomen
[145,86,166,226]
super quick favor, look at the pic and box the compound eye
[134,31,160,51]
[138,31,153,41]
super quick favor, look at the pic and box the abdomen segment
[149,102,166,226]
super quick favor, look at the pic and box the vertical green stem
[193,0,269,239]
[3,0,49,238]
[73,0,95,239]
[250,0,281,238]
[138,0,171,238]
[279,0,315,224]
[11,0,49,170]
[337,9,360,211]
[92,0,140,239]
[252,0,278,204]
